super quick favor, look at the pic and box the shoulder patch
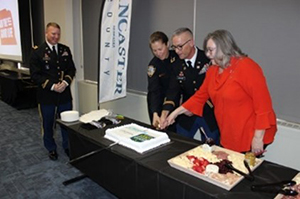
[147,65,156,77]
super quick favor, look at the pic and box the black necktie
[52,46,57,59]
[187,60,193,68]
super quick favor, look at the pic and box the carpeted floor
[0,100,118,199]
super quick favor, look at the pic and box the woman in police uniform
[147,31,179,131]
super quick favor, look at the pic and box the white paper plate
[61,110,79,122]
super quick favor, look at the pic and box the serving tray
[168,145,263,190]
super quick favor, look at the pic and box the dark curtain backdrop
[17,0,44,67]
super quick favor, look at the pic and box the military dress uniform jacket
[30,42,76,105]
[163,48,218,132]
[147,50,179,122]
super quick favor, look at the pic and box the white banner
[99,0,132,103]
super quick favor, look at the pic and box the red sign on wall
[0,9,17,45]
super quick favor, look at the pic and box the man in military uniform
[30,22,76,160]
[160,28,219,144]
[147,31,179,131]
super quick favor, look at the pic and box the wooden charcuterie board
[168,145,263,190]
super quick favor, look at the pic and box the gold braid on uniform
[60,71,64,82]
[42,79,49,89]
[163,100,175,107]
[206,100,214,108]
[65,75,73,82]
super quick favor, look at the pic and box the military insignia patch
[43,53,50,61]
[170,57,176,63]
[147,65,156,77]
[199,63,209,74]
[177,71,186,81]
[62,51,69,56]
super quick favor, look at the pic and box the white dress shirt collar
[46,41,57,53]
[185,47,198,67]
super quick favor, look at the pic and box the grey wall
[127,0,195,92]
[82,0,300,123]
[82,0,104,81]
[195,0,300,123]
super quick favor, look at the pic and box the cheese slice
[205,164,219,173]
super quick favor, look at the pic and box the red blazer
[183,57,277,152]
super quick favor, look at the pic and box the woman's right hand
[166,106,189,127]
[166,111,178,126]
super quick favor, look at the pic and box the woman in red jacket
[165,30,277,154]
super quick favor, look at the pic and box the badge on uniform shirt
[147,65,156,77]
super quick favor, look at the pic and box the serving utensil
[200,127,215,146]
[251,180,298,196]
[225,163,255,181]
[278,188,298,196]
[243,160,254,177]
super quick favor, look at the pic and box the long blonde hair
[203,30,247,67]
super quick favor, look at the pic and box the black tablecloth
[60,118,299,199]
[0,70,37,109]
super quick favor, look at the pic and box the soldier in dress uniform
[30,22,76,160]
[160,27,220,144]
[147,31,179,131]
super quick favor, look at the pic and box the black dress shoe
[49,150,58,160]
[64,149,70,157]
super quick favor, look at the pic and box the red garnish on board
[187,155,196,160]
[187,155,210,174]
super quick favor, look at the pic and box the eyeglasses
[171,39,191,50]
[205,47,216,54]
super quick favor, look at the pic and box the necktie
[52,46,57,59]
[187,60,193,68]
